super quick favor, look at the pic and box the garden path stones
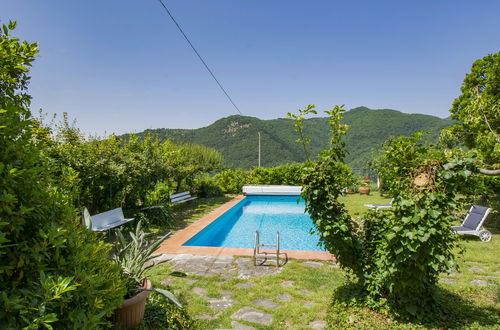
[441,278,456,284]
[251,298,279,310]
[308,320,326,329]
[470,266,485,273]
[206,296,237,311]
[236,257,281,278]
[277,293,292,301]
[470,279,488,286]
[304,301,315,308]
[193,287,207,297]
[160,254,282,279]
[299,289,312,295]
[201,289,236,311]
[231,307,273,325]
[280,281,295,287]
[230,321,256,330]
[214,321,256,330]
[301,261,324,268]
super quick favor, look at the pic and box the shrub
[194,175,223,197]
[214,168,249,193]
[0,22,125,328]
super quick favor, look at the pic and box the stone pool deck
[155,195,335,261]
[149,254,337,329]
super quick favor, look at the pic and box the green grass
[144,194,499,329]
[339,191,392,217]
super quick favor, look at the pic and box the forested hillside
[125,107,453,169]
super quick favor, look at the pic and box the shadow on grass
[169,195,232,231]
[328,282,499,329]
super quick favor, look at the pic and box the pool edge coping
[155,195,335,261]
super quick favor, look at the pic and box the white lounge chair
[452,205,493,242]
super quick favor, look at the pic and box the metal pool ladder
[253,231,280,267]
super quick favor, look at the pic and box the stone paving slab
[301,261,324,268]
[153,254,282,278]
[252,298,279,310]
[280,280,295,287]
[231,307,273,325]
[470,279,488,286]
[277,293,292,301]
[230,321,256,330]
[309,320,326,329]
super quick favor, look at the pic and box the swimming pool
[183,195,325,251]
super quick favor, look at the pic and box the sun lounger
[452,205,493,242]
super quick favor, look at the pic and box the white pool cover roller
[242,185,302,195]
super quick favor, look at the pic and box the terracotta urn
[346,189,355,194]
[113,279,152,329]
[359,186,371,195]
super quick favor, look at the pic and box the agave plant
[113,221,181,307]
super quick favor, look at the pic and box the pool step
[253,231,281,267]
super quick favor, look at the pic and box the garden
[1,21,498,329]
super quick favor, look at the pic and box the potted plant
[112,221,181,329]
[359,177,371,195]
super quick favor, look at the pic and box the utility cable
[156,0,243,115]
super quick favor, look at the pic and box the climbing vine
[290,106,474,321]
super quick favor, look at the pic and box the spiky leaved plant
[113,221,181,307]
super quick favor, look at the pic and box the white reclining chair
[452,205,493,242]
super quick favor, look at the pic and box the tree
[446,52,499,175]
[0,22,125,328]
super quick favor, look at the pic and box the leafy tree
[294,105,472,321]
[0,22,125,328]
[446,52,499,174]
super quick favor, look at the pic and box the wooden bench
[83,207,135,232]
[169,191,197,204]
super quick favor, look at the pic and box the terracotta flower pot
[359,186,371,195]
[346,189,355,194]
[113,279,152,329]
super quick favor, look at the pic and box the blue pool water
[183,195,325,251]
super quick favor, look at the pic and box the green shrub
[194,175,223,197]
[139,295,198,330]
[214,168,249,193]
[0,22,125,328]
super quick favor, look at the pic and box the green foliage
[447,52,499,166]
[138,294,198,330]
[367,136,476,319]
[213,163,307,194]
[113,222,181,307]
[296,104,475,321]
[0,22,125,328]
[128,107,454,169]
[193,175,224,198]
[38,118,223,213]
[286,104,317,160]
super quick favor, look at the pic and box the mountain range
[125,107,453,170]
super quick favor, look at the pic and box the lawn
[142,193,499,329]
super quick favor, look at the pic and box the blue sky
[3,0,499,135]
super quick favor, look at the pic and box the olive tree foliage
[0,22,125,328]
[442,52,499,174]
[292,105,473,320]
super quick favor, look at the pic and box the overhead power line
[156,0,243,115]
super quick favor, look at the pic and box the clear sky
[2,0,499,135]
